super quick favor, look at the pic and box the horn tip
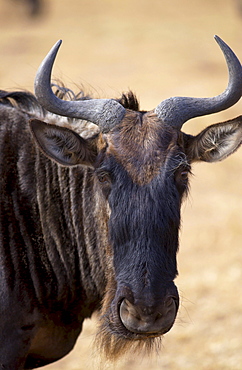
[53,39,62,52]
[56,39,62,47]
[214,35,223,45]
[213,35,230,52]
[48,40,62,56]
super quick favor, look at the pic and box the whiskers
[172,290,195,330]
[95,323,163,363]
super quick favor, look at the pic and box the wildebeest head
[30,36,242,359]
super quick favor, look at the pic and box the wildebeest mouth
[118,321,176,340]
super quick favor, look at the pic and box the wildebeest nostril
[119,297,178,335]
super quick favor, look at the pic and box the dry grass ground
[1,0,242,369]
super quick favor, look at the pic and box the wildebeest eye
[180,170,189,181]
[175,167,190,195]
[97,171,111,184]
[96,171,112,198]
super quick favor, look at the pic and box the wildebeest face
[95,110,187,337]
[30,110,192,356]
[30,112,242,358]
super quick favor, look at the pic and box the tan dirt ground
[1,0,242,369]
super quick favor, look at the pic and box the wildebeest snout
[119,289,179,336]
[119,297,178,335]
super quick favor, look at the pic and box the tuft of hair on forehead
[117,91,140,111]
[107,110,179,186]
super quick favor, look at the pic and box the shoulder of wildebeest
[0,36,242,369]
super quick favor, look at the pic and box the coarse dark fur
[0,87,145,368]
[0,86,242,368]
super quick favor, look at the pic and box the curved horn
[155,36,242,129]
[34,40,125,133]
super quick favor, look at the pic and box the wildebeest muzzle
[112,283,179,338]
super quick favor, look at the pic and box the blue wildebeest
[0,36,241,369]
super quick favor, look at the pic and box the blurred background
[1,0,242,368]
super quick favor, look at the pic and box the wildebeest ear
[29,119,97,166]
[184,116,242,162]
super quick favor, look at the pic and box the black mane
[0,90,43,112]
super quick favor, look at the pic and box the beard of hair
[94,276,163,362]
